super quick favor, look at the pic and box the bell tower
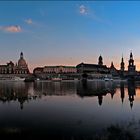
[128,51,136,77]
[120,55,125,71]
[98,55,103,65]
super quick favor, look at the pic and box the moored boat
[51,77,62,82]
[0,76,25,81]
[13,77,25,81]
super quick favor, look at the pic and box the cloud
[0,25,22,33]
[78,4,111,25]
[24,19,33,25]
[79,5,88,15]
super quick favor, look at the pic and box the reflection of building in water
[98,95,103,106]
[77,81,116,106]
[110,88,116,99]
[128,81,136,109]
[120,82,125,104]
[104,82,116,99]
[33,82,76,96]
[0,82,37,109]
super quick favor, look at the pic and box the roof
[0,65,7,67]
[44,66,76,68]
[76,63,108,69]
[33,67,43,71]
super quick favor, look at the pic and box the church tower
[128,51,136,76]
[98,55,103,65]
[120,55,125,78]
[120,56,125,71]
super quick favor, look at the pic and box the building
[120,56,125,77]
[34,66,77,74]
[110,62,119,76]
[14,52,29,74]
[76,55,109,74]
[128,51,136,77]
[43,66,77,74]
[33,67,43,74]
[33,65,77,80]
[0,61,15,74]
[0,52,30,74]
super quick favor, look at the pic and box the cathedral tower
[128,51,136,76]
[98,55,103,65]
[120,55,125,71]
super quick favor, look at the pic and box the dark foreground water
[0,80,140,139]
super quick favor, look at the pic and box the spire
[20,52,23,59]
[111,61,114,68]
[130,102,133,109]
[121,54,124,62]
[128,51,134,66]
[120,83,125,104]
[98,96,103,106]
[130,50,133,59]
[120,54,125,71]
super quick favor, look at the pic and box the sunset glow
[1,1,140,72]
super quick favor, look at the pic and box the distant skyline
[1,1,140,72]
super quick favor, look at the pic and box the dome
[18,52,28,67]
[18,58,27,67]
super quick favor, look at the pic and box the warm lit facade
[33,66,77,74]
[14,52,29,74]
[76,55,109,74]
[43,66,77,74]
[0,52,29,74]
[0,61,14,74]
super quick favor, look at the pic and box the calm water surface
[0,80,140,138]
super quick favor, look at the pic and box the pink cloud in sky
[0,25,22,33]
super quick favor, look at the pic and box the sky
[1,1,140,72]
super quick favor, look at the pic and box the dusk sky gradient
[1,1,140,72]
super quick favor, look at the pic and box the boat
[104,77,110,81]
[104,75,113,81]
[0,76,25,81]
[24,77,35,82]
[13,77,25,81]
[51,77,62,82]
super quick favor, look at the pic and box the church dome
[18,52,27,67]
[18,59,27,67]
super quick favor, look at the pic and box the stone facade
[0,52,29,74]
[128,52,136,76]
[34,66,77,74]
[14,52,29,74]
[76,55,109,74]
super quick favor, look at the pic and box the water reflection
[0,81,138,109]
[77,81,117,106]
[0,82,30,109]
[0,81,139,138]
[120,82,125,104]
[128,81,136,109]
